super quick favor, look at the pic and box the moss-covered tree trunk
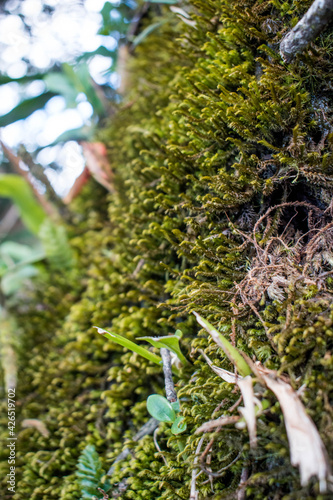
[1,1,333,499]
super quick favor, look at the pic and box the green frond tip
[94,326,180,377]
[193,312,252,377]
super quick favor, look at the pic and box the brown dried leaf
[21,419,50,438]
[262,374,331,491]
[81,142,114,192]
[199,350,242,384]
[236,375,257,448]
[62,167,90,204]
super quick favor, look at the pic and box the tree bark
[280,0,333,62]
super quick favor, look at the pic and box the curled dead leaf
[199,350,242,384]
[237,375,257,448]
[21,419,50,438]
[62,167,90,204]
[261,373,332,492]
[81,142,114,193]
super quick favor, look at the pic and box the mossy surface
[1,1,333,499]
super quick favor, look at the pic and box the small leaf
[2,265,39,295]
[147,394,176,422]
[193,312,252,377]
[171,399,180,413]
[44,72,78,107]
[138,333,190,365]
[0,241,44,263]
[132,20,168,48]
[95,327,180,377]
[175,329,182,338]
[171,415,187,434]
[95,327,161,364]
[0,174,46,234]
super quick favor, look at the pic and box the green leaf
[1,265,39,295]
[171,415,187,434]
[138,331,190,365]
[147,394,176,422]
[38,220,73,270]
[0,241,41,263]
[68,63,105,117]
[0,92,56,127]
[0,174,46,234]
[148,0,178,4]
[171,399,180,412]
[78,45,116,61]
[44,72,79,107]
[193,312,252,377]
[0,74,45,85]
[43,125,94,147]
[95,326,179,376]
[132,20,169,48]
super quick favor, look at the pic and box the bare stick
[107,417,159,476]
[237,466,249,500]
[153,427,168,466]
[280,0,333,62]
[190,437,205,500]
[160,347,177,403]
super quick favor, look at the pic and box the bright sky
[0,0,120,195]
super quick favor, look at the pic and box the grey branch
[160,347,177,403]
[107,417,159,476]
[280,0,333,62]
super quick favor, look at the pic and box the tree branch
[160,347,177,403]
[280,0,333,62]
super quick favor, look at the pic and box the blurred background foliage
[0,0,182,394]
[0,0,142,393]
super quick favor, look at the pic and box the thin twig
[161,347,177,402]
[200,452,241,478]
[228,395,243,413]
[190,436,205,500]
[107,417,159,476]
[237,466,249,500]
[1,140,57,217]
[153,427,168,466]
[280,0,333,62]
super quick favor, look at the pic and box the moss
[1,1,332,499]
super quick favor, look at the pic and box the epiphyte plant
[146,394,187,434]
[94,326,190,375]
[95,326,189,434]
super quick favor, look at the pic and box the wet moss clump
[1,1,332,499]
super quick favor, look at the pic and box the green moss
[1,1,332,499]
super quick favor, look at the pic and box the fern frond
[76,445,106,500]
[38,220,74,270]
